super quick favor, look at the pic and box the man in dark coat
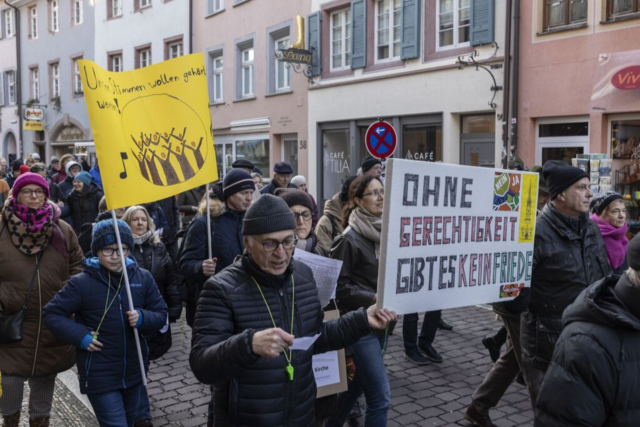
[177,185,205,228]
[535,234,640,427]
[260,162,298,195]
[520,160,611,407]
[189,194,396,427]
[157,196,181,264]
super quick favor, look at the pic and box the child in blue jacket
[43,220,167,427]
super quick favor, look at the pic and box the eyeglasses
[256,237,298,252]
[293,211,312,222]
[20,188,45,198]
[362,189,384,199]
[101,247,130,257]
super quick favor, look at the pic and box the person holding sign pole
[327,175,393,427]
[519,160,611,408]
[43,220,167,427]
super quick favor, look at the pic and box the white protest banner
[293,250,341,308]
[378,159,538,315]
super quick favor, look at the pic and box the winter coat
[88,165,103,192]
[177,187,205,227]
[47,178,64,204]
[157,196,181,245]
[51,170,66,185]
[77,211,112,256]
[189,254,372,427]
[521,203,611,371]
[0,217,84,378]
[65,184,104,234]
[42,258,167,395]
[59,174,75,199]
[315,193,344,253]
[535,274,640,427]
[260,180,298,195]
[142,201,169,238]
[331,227,378,315]
[131,239,182,360]
[5,172,18,189]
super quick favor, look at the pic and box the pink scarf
[3,198,68,256]
[591,213,628,269]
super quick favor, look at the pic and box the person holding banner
[43,220,167,427]
[189,194,396,427]
[327,175,393,427]
[520,160,611,407]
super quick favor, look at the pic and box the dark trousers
[402,310,441,352]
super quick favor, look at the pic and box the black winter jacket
[47,178,64,204]
[521,203,611,371]
[65,184,104,234]
[535,274,640,427]
[189,254,372,427]
[59,175,75,199]
[330,227,378,315]
[132,239,182,360]
[158,196,181,245]
[260,180,297,195]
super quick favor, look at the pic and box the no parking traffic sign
[365,121,398,159]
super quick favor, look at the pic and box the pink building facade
[192,0,311,182]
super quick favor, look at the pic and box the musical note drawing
[120,152,128,179]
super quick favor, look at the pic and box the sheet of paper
[294,250,342,307]
[290,334,321,351]
[313,351,341,388]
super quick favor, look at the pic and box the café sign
[24,107,44,121]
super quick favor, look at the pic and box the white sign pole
[205,183,213,259]
[110,210,147,387]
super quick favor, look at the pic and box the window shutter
[308,12,321,76]
[470,0,494,46]
[350,0,366,69]
[0,73,4,107]
[0,11,4,39]
[400,0,421,60]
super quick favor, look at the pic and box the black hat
[628,233,640,270]
[91,219,134,257]
[542,160,589,201]
[242,194,296,236]
[276,188,313,213]
[361,156,382,173]
[11,159,23,172]
[273,162,293,174]
[223,169,255,199]
[232,159,254,170]
[589,191,624,216]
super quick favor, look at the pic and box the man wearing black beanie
[361,156,382,178]
[190,194,397,427]
[518,159,611,409]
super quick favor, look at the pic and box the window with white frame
[241,48,254,98]
[140,0,151,8]
[376,0,401,61]
[331,9,351,70]
[30,6,38,39]
[275,37,291,91]
[438,0,470,49]
[51,1,59,32]
[111,54,122,72]
[211,0,224,13]
[31,68,40,101]
[139,49,151,68]
[74,0,83,25]
[168,41,183,59]
[74,59,83,94]
[4,9,14,37]
[112,0,123,17]
[7,71,16,104]
[212,55,224,102]
[51,63,60,98]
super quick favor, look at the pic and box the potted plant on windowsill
[52,96,62,112]
[25,98,38,107]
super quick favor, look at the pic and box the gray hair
[627,268,640,287]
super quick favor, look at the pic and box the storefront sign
[24,120,43,131]
[377,159,539,315]
[365,121,397,159]
[611,66,640,90]
[276,48,312,65]
[324,151,350,174]
[24,107,44,121]
[56,127,84,142]
[406,150,435,161]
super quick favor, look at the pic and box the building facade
[0,0,19,163]
[308,0,506,205]
[14,0,95,160]
[192,0,311,181]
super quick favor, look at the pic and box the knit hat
[242,194,296,236]
[542,160,589,200]
[276,188,313,213]
[91,219,135,256]
[12,172,50,199]
[31,153,40,160]
[51,156,60,163]
[74,171,93,188]
[11,159,23,172]
[291,175,306,187]
[20,165,31,175]
[65,161,82,176]
[529,165,548,194]
[232,159,254,170]
[589,191,624,215]
[628,233,640,270]
[273,162,293,174]
[361,156,382,173]
[223,169,255,198]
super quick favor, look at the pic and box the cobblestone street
[23,305,533,427]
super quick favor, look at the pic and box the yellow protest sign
[79,54,218,210]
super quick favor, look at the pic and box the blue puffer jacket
[43,257,167,395]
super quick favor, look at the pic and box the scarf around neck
[591,213,628,269]
[349,207,382,259]
[133,229,154,246]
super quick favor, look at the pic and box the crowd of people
[0,152,639,427]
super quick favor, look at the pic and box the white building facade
[0,0,19,163]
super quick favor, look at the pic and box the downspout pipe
[189,0,193,54]
[510,0,521,158]
[501,0,513,169]
[6,0,22,157]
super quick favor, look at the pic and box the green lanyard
[93,272,124,340]
[250,275,295,381]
